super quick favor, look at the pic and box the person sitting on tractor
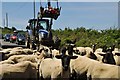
[36,22,44,30]
[40,5,60,20]
[40,6,44,15]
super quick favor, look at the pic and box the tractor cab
[26,18,53,48]
[26,19,49,30]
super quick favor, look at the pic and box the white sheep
[114,55,120,66]
[74,47,86,55]
[0,47,2,51]
[95,48,103,52]
[39,58,62,79]
[0,61,37,80]
[94,51,106,62]
[52,49,60,57]
[0,48,34,60]
[113,48,120,66]
[7,47,52,64]
[74,47,97,60]
[112,48,120,55]
[94,48,120,65]
[70,55,120,79]
[39,54,77,80]
[7,55,40,63]
[0,60,14,64]
[84,47,97,59]
[1,47,23,54]
[5,48,33,59]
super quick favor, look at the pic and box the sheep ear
[39,48,44,53]
[115,53,120,56]
[55,55,62,59]
[70,56,78,59]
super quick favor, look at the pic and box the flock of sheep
[0,44,120,80]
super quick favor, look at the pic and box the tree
[12,27,17,31]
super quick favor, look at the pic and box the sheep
[5,48,34,59]
[0,48,13,60]
[0,47,2,51]
[39,46,52,58]
[39,56,77,79]
[73,47,97,60]
[1,47,23,54]
[114,49,120,66]
[70,55,120,80]
[94,47,109,62]
[114,56,120,66]
[22,48,33,54]
[73,47,85,55]
[7,55,40,63]
[0,50,10,61]
[0,61,37,80]
[95,48,103,52]
[33,46,52,59]
[39,58,62,79]
[102,50,116,65]
[7,47,53,64]
[1,48,13,53]
[112,48,120,55]
[12,47,23,50]
[8,48,33,56]
[94,50,116,65]
[39,46,78,80]
[94,47,120,65]
[0,60,14,64]
[84,47,97,60]
[94,51,106,62]
[107,48,120,66]
[5,50,27,59]
[52,49,60,57]
[0,48,34,60]
[66,43,76,56]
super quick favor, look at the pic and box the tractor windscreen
[38,21,48,30]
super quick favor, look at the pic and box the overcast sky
[1,1,119,30]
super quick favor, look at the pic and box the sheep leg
[87,75,92,80]
[69,70,77,80]
[87,72,92,80]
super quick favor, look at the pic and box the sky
[1,1,119,30]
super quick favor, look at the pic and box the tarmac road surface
[0,39,27,49]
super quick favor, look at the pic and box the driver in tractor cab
[38,24,48,40]
[38,24,44,30]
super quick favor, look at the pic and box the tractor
[26,0,61,50]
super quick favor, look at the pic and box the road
[0,39,27,49]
